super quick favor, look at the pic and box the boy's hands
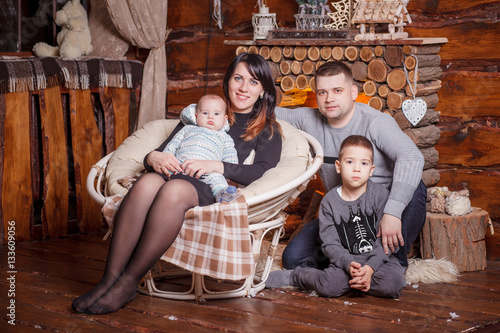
[349,262,374,292]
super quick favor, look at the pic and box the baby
[163,94,238,202]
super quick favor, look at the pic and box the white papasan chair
[87,118,323,301]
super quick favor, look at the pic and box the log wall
[160,1,500,256]
[404,1,500,257]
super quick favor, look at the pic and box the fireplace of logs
[233,40,446,188]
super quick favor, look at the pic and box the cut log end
[295,74,309,90]
[280,75,295,92]
[320,46,332,60]
[307,46,321,61]
[236,46,248,56]
[387,69,406,91]
[283,46,294,59]
[368,96,384,110]
[363,80,378,97]
[248,45,259,54]
[360,46,375,62]
[345,46,359,61]
[332,46,344,60]
[270,46,283,63]
[294,46,308,61]
[367,59,388,83]
[386,91,405,110]
[259,46,271,60]
[378,85,390,98]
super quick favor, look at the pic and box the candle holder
[252,6,277,40]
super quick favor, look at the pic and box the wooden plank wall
[162,1,500,248]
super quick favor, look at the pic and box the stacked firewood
[236,44,443,187]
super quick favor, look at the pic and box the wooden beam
[99,87,131,154]
[69,89,104,233]
[39,86,69,239]
[438,72,500,118]
[1,92,33,242]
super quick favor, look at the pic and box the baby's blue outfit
[162,104,238,197]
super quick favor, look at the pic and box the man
[275,61,427,269]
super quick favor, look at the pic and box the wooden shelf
[224,37,448,46]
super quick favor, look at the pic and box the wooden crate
[0,58,142,243]
[420,208,490,272]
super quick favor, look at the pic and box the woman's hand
[147,151,183,175]
[182,159,224,178]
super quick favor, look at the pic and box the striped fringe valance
[0,56,143,94]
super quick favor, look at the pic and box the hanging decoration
[213,0,222,29]
[324,0,359,30]
[402,56,427,126]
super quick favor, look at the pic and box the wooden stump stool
[420,208,490,272]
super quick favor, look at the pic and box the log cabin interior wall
[1,1,499,256]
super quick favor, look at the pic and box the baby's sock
[216,186,238,203]
[265,270,294,288]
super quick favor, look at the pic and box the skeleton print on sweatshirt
[337,204,377,254]
[319,180,392,272]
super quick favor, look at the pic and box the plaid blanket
[163,194,253,281]
[102,193,254,281]
[0,56,143,94]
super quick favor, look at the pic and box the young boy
[266,135,406,298]
[163,94,238,202]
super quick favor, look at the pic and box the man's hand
[377,214,404,254]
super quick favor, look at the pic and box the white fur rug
[405,257,460,284]
[257,241,460,284]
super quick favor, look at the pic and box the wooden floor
[1,232,500,332]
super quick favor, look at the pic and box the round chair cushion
[105,119,310,199]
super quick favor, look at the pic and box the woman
[72,53,282,315]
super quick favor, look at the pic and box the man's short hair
[338,135,374,162]
[316,61,353,84]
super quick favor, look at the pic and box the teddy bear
[33,0,92,59]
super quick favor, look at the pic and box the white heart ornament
[402,98,427,126]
